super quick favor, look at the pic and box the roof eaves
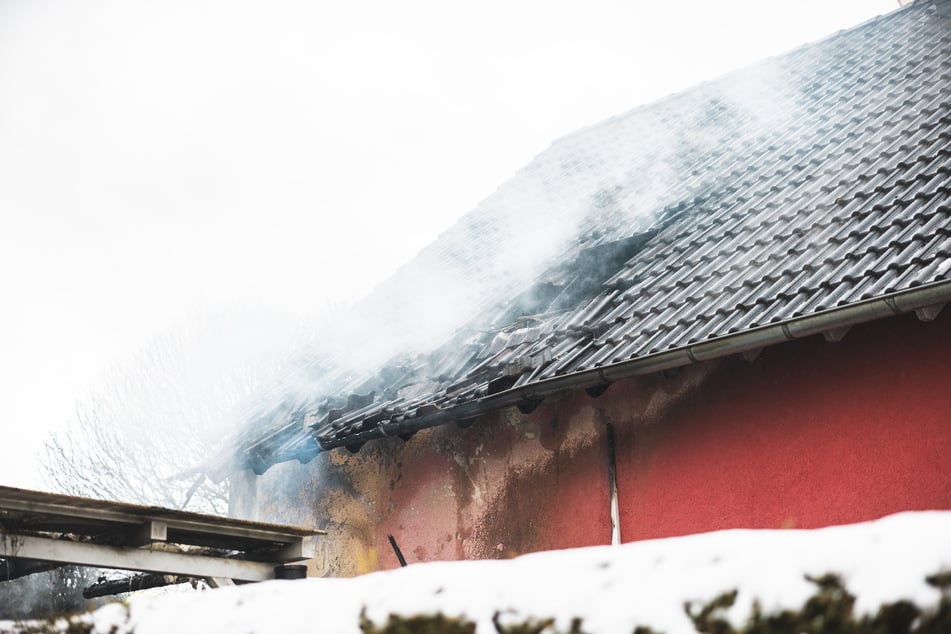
[317,279,951,450]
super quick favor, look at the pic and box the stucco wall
[230,392,613,576]
[609,309,951,540]
[231,309,951,576]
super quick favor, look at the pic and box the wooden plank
[0,486,323,550]
[0,533,276,582]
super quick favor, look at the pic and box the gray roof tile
[233,2,951,466]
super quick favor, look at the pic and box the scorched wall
[230,309,951,576]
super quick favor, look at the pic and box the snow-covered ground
[3,511,950,633]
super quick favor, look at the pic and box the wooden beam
[0,486,323,548]
[274,538,315,563]
[0,534,275,582]
[131,520,168,546]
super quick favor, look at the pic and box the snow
[3,511,951,633]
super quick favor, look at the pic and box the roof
[0,485,321,582]
[229,1,951,474]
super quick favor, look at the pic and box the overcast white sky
[0,0,896,491]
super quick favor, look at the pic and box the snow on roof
[5,511,951,633]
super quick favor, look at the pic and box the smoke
[232,45,821,459]
[42,305,324,512]
[42,10,840,492]
[0,0,896,499]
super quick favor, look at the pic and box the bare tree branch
[40,308,312,515]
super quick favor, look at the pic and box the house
[222,0,951,577]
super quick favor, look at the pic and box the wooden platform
[0,486,323,583]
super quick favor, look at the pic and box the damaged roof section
[231,1,951,473]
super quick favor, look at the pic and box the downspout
[606,423,621,546]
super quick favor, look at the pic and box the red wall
[372,400,613,567]
[237,310,951,575]
[614,310,951,541]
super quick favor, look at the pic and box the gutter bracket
[741,348,763,362]
[915,303,945,322]
[822,326,851,343]
[517,398,544,414]
[883,296,902,315]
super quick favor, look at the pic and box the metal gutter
[321,279,951,450]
